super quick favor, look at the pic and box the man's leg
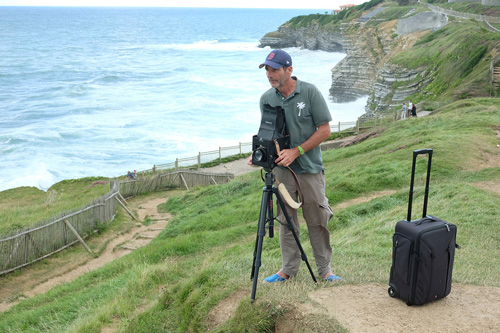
[298,172,333,278]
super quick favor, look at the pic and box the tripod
[250,170,317,303]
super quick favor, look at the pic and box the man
[258,49,342,283]
[401,103,407,120]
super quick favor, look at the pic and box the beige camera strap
[271,139,305,209]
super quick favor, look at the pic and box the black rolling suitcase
[388,149,458,306]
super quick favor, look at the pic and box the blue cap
[259,49,292,69]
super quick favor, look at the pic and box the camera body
[252,104,290,170]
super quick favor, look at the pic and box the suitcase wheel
[388,286,397,298]
[387,283,399,297]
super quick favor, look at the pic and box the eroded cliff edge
[259,7,448,112]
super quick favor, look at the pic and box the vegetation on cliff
[391,19,499,103]
[284,0,384,27]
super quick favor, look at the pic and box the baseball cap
[259,49,292,69]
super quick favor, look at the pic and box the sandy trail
[0,197,170,312]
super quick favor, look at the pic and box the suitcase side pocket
[392,233,413,285]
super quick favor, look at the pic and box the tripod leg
[274,189,318,283]
[250,188,272,302]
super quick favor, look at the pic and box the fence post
[338,121,341,134]
[64,220,94,256]
[356,118,360,134]
[175,158,179,170]
[219,147,222,161]
[239,142,242,155]
[114,196,138,221]
[198,153,201,169]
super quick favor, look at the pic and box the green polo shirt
[259,77,332,174]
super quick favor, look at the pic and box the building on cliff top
[333,4,356,15]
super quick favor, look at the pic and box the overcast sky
[0,0,367,10]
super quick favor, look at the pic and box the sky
[0,0,367,10]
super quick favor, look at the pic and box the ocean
[0,6,368,192]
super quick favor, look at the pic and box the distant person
[258,49,342,283]
[127,171,135,179]
[411,103,417,117]
[408,100,414,118]
[401,103,407,120]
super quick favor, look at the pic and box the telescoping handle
[407,149,433,221]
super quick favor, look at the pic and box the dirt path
[0,197,170,313]
[305,283,500,332]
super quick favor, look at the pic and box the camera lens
[253,148,266,162]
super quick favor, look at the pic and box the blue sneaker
[323,274,344,282]
[263,273,288,283]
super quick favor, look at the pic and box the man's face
[265,65,290,90]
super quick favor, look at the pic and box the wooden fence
[148,120,365,173]
[118,170,234,198]
[0,184,120,275]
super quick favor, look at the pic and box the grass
[0,177,110,234]
[1,98,499,332]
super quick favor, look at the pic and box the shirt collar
[275,76,300,100]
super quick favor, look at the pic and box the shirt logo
[297,102,306,116]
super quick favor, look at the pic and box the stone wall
[448,0,480,3]
[482,0,500,6]
[396,12,448,35]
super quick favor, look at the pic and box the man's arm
[275,122,331,167]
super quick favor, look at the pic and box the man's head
[260,50,294,91]
[259,49,292,69]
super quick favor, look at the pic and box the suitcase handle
[407,149,433,221]
[413,149,433,156]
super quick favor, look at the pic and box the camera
[252,104,290,170]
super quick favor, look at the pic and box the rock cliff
[258,7,448,113]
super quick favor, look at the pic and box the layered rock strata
[259,22,345,52]
[259,9,445,112]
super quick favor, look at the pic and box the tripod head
[262,169,275,187]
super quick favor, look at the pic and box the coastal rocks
[329,23,380,103]
[369,65,430,112]
[259,23,345,52]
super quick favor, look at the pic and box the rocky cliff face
[259,22,345,52]
[259,9,446,113]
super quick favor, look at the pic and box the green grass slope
[0,98,499,332]
[0,177,110,235]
